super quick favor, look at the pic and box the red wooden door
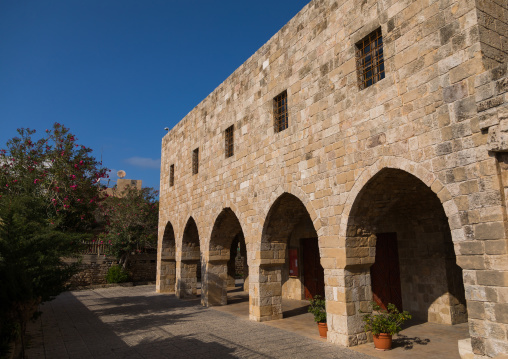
[370,232,403,311]
[302,238,325,299]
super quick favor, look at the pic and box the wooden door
[302,238,325,299]
[370,232,403,311]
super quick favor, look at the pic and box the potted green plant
[359,302,411,350]
[308,295,327,338]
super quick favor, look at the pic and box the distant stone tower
[105,170,142,197]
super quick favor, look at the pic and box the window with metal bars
[169,164,174,186]
[356,28,385,90]
[192,148,199,175]
[225,125,234,158]
[273,90,288,133]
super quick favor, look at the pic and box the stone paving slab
[25,285,373,359]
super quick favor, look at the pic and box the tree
[0,196,83,357]
[0,123,108,357]
[98,185,159,268]
[0,123,108,231]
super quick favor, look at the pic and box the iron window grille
[225,125,234,158]
[169,164,174,186]
[273,90,288,133]
[192,148,199,175]
[356,28,385,90]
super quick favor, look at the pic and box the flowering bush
[0,123,108,356]
[0,123,108,231]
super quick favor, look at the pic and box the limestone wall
[157,0,508,357]
[68,254,156,287]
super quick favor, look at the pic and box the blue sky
[0,0,310,190]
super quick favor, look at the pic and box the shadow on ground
[27,289,275,359]
[393,334,431,350]
[283,304,310,319]
[73,292,205,334]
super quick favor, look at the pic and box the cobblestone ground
[25,285,373,359]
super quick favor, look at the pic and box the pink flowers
[70,175,76,179]
[34,179,39,184]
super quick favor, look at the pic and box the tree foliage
[0,123,108,231]
[0,123,108,357]
[98,185,159,266]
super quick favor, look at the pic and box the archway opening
[347,168,467,330]
[177,217,201,298]
[205,208,248,307]
[257,193,323,321]
[160,221,176,293]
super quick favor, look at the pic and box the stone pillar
[326,230,375,347]
[159,259,176,293]
[176,260,198,298]
[249,263,283,322]
[243,255,249,292]
[203,259,228,306]
[227,248,236,288]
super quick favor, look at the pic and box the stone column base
[458,338,493,359]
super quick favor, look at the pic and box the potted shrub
[359,302,411,350]
[308,295,328,338]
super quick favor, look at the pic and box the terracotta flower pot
[317,322,328,338]
[373,333,392,350]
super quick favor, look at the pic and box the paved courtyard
[25,285,373,359]
[24,284,469,359]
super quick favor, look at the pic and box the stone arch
[202,208,248,307]
[204,200,248,244]
[177,211,203,248]
[159,221,176,293]
[337,166,468,346]
[251,192,324,322]
[340,156,462,243]
[259,184,322,238]
[176,216,201,299]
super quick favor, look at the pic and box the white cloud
[124,157,161,169]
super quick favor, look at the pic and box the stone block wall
[476,0,508,69]
[67,254,156,287]
[157,0,508,357]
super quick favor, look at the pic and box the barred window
[225,125,234,158]
[273,90,288,133]
[356,28,385,90]
[169,164,174,187]
[192,148,199,175]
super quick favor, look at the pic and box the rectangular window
[273,90,288,133]
[169,164,174,186]
[192,148,199,175]
[225,125,234,158]
[356,28,385,90]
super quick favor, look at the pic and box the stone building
[157,0,508,357]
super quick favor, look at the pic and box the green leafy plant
[98,185,158,268]
[0,124,108,357]
[308,295,327,323]
[106,265,130,283]
[359,302,412,335]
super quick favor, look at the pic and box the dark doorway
[370,232,403,311]
[302,238,325,299]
